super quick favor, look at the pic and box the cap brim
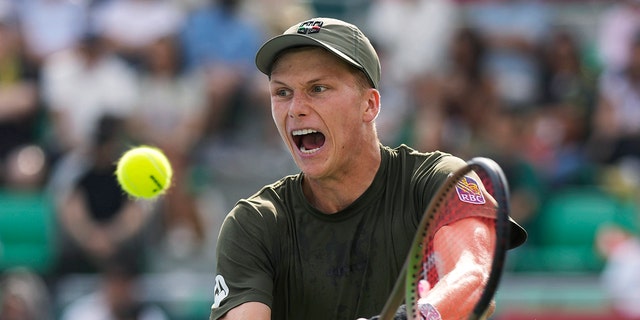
[255,34,363,76]
[509,216,528,249]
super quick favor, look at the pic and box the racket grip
[417,303,442,320]
[368,303,441,320]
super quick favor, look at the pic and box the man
[210,18,527,320]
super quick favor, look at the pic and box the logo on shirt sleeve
[212,274,229,309]
[455,176,486,205]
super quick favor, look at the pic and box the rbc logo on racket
[455,176,486,204]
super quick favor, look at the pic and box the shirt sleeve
[210,200,277,319]
[414,154,496,229]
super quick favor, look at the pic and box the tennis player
[209,17,527,320]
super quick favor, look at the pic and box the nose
[288,92,311,118]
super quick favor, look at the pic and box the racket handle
[417,303,442,320]
[371,304,441,320]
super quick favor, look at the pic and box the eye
[274,88,292,97]
[312,85,327,93]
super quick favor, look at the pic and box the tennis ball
[115,146,172,199]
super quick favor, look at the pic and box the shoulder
[224,175,299,227]
[381,145,466,201]
[384,144,450,159]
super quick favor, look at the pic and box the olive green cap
[255,17,381,88]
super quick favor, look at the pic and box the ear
[362,88,381,123]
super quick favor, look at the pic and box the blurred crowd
[0,0,639,319]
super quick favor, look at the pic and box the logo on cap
[455,176,486,205]
[297,20,323,34]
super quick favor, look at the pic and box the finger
[418,279,431,298]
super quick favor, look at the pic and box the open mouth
[292,129,326,154]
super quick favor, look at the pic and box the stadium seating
[510,186,638,273]
[0,190,56,274]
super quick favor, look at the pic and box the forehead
[270,46,353,76]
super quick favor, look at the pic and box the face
[269,47,380,180]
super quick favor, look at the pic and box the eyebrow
[269,76,329,87]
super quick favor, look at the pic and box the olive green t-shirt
[210,145,470,320]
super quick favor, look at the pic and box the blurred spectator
[0,267,52,320]
[244,0,315,37]
[364,0,462,152]
[128,36,206,161]
[409,25,546,230]
[180,0,267,140]
[590,33,640,165]
[415,27,500,155]
[369,43,413,146]
[529,29,598,187]
[60,262,168,320]
[597,0,640,74]
[2,144,49,191]
[40,31,138,155]
[596,224,640,319]
[539,29,598,117]
[53,116,153,275]
[365,0,461,86]
[0,145,54,275]
[0,12,54,268]
[478,110,546,227]
[92,0,185,68]
[128,35,207,259]
[180,0,263,74]
[13,0,90,69]
[443,27,545,224]
[464,0,553,108]
[0,13,41,188]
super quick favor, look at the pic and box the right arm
[210,201,277,320]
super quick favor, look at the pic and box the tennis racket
[379,157,511,320]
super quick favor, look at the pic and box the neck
[302,141,381,214]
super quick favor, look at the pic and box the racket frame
[379,157,511,320]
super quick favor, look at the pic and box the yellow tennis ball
[115,146,172,199]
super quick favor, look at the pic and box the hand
[417,280,441,320]
[357,280,438,320]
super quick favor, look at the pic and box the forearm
[217,302,270,320]
[425,218,496,319]
[425,256,488,318]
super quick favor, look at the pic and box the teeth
[300,146,320,154]
[292,129,317,136]
[292,129,321,154]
